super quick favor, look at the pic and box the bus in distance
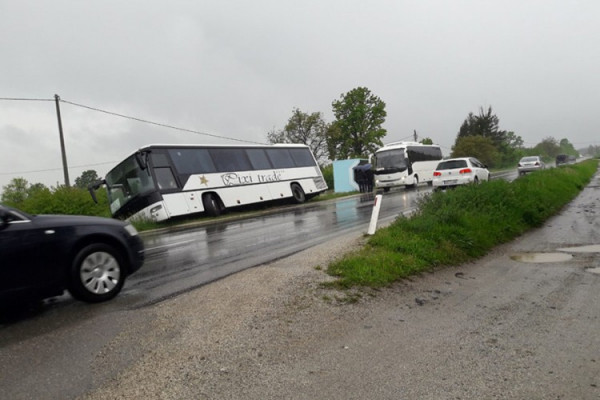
[372,141,443,191]
[90,143,328,222]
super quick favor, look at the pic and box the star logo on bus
[199,175,208,186]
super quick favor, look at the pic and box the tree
[558,138,578,156]
[74,170,100,190]
[328,87,387,159]
[420,137,433,145]
[456,106,506,148]
[1,177,30,206]
[267,108,329,164]
[534,137,561,160]
[451,136,500,167]
[455,106,525,167]
[497,131,525,166]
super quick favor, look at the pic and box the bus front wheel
[203,193,223,217]
[407,176,419,189]
[291,183,306,204]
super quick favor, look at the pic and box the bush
[321,164,334,190]
[327,160,598,288]
[10,186,110,217]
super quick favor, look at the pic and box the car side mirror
[0,209,9,229]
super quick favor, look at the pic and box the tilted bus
[372,141,443,191]
[90,143,328,222]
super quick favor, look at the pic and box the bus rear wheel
[291,183,306,204]
[203,193,223,217]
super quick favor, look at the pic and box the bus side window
[155,168,178,190]
[246,148,272,170]
[266,149,295,168]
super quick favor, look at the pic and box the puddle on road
[557,244,600,253]
[510,252,573,263]
[587,267,600,275]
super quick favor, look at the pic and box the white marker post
[367,194,383,235]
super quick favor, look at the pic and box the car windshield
[521,157,538,162]
[436,160,467,170]
[374,149,408,172]
[104,155,157,214]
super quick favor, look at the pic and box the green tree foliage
[74,170,100,189]
[320,164,334,190]
[1,177,31,205]
[534,137,561,160]
[451,136,500,166]
[586,145,600,158]
[457,106,506,147]
[455,106,524,167]
[23,185,110,216]
[267,108,329,164]
[328,87,387,159]
[1,177,109,217]
[558,138,578,156]
[420,137,433,145]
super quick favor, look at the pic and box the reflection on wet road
[126,188,427,305]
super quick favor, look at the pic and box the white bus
[372,141,443,191]
[90,144,328,222]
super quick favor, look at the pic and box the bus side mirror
[135,151,149,171]
[88,179,106,204]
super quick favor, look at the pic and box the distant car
[517,156,545,175]
[555,154,568,166]
[0,204,144,303]
[432,157,490,190]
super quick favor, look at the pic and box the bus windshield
[375,149,408,173]
[104,155,157,214]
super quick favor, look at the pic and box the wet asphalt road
[0,171,518,400]
[0,184,431,399]
[127,190,421,306]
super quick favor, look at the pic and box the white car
[432,157,490,190]
[517,156,545,175]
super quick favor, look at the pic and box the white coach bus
[90,144,328,222]
[372,142,443,191]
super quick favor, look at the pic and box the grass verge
[326,160,599,289]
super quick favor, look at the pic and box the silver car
[517,156,545,175]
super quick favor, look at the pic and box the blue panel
[333,159,361,193]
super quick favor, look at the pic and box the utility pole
[413,129,418,142]
[54,94,70,187]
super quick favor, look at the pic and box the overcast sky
[1,0,599,193]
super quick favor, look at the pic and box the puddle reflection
[557,244,600,253]
[510,252,573,263]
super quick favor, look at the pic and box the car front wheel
[68,243,125,303]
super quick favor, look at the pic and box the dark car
[555,154,568,166]
[0,204,144,303]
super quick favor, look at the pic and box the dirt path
[81,172,600,400]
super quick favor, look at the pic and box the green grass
[326,160,598,288]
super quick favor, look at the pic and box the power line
[0,97,53,101]
[59,98,267,145]
[0,161,119,176]
[1,96,267,144]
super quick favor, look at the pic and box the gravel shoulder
[81,173,600,400]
